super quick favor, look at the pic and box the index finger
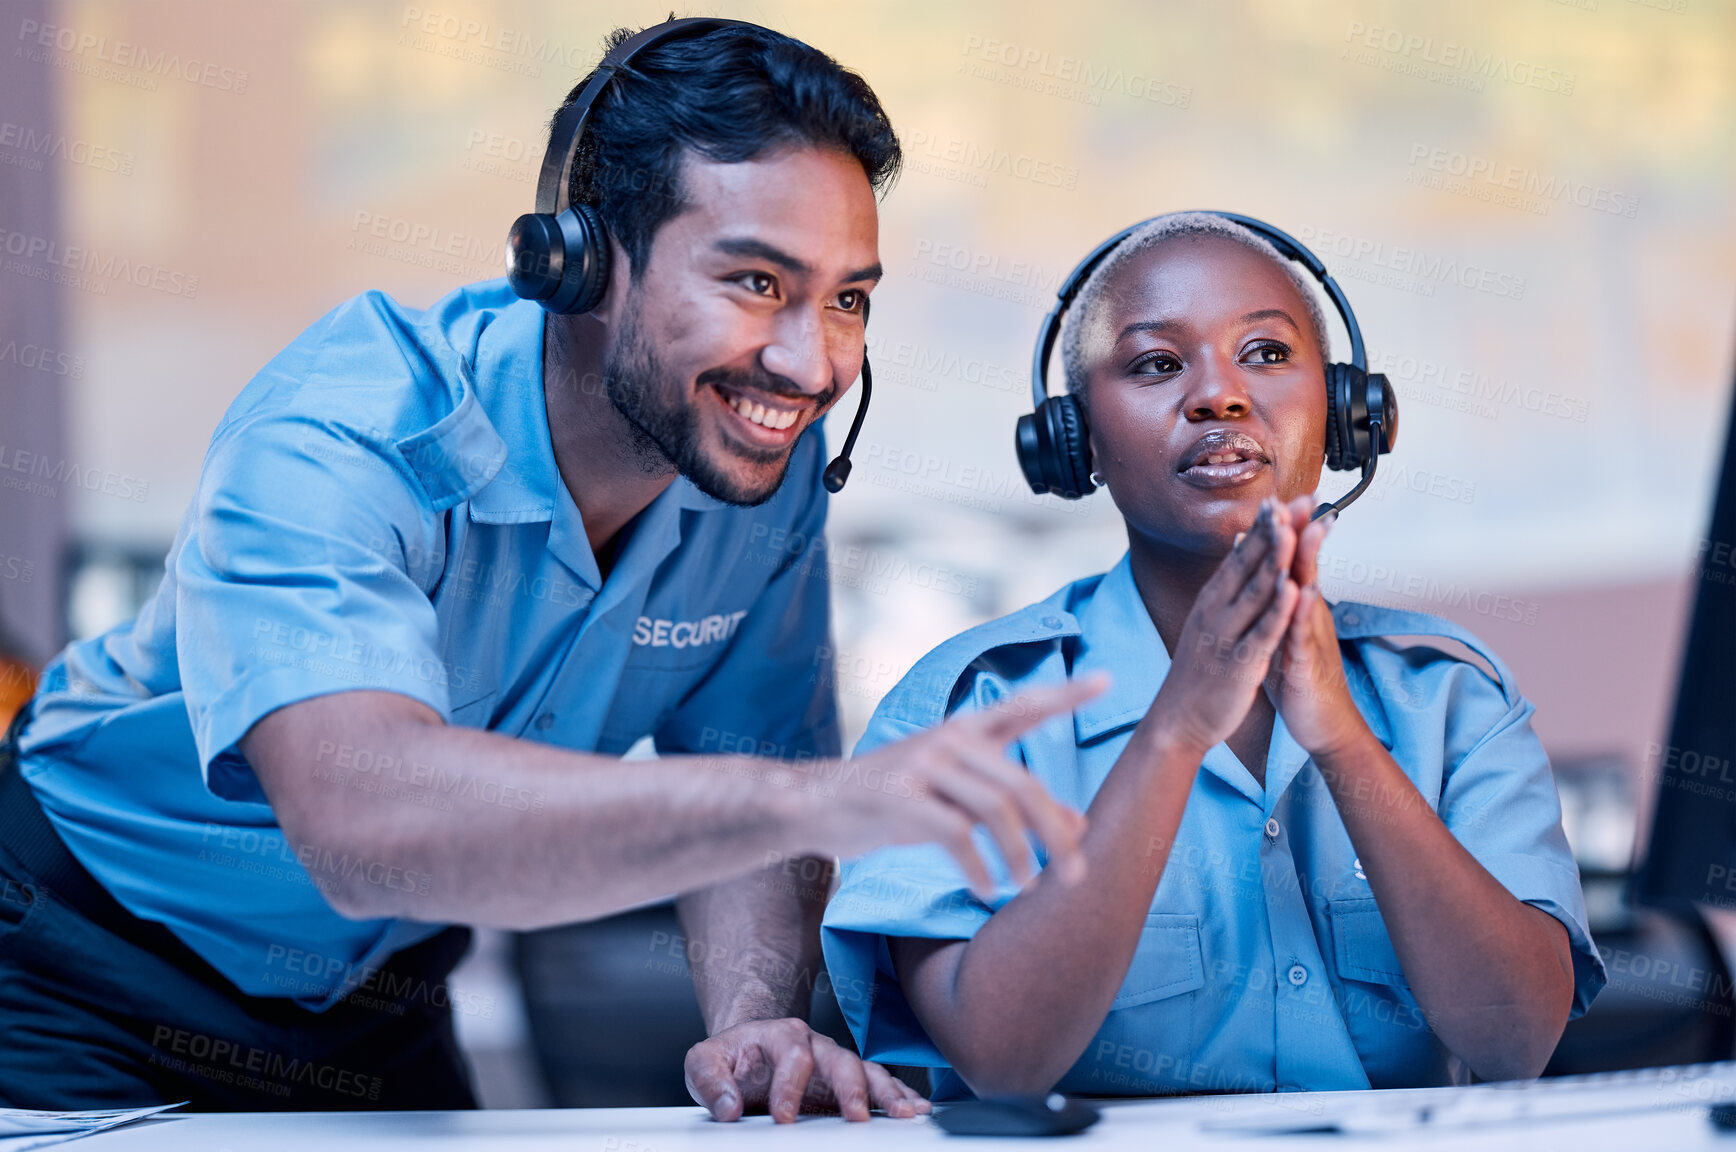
[766,1034,816,1124]
[1197,496,1280,612]
[684,1042,744,1122]
[971,673,1109,743]
[809,1038,873,1122]
[1289,497,1332,587]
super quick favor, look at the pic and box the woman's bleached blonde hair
[1058,212,1331,405]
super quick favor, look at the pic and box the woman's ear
[1082,409,1107,492]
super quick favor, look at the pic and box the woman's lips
[1176,429,1272,489]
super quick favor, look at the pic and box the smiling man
[0,20,1093,1118]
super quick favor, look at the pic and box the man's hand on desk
[684,1017,929,1123]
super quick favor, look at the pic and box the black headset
[504,17,872,493]
[1016,211,1396,520]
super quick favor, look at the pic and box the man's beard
[601,300,834,507]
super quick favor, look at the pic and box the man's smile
[707,379,818,447]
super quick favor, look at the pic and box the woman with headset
[821,213,1604,1098]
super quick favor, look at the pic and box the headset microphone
[1016,211,1397,521]
[822,297,873,493]
[821,357,871,493]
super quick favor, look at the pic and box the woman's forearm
[892,720,1205,1096]
[1313,730,1576,1080]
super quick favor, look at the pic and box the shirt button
[1041,615,1063,630]
[535,713,555,731]
[1265,817,1281,839]
[1343,612,1360,627]
[1287,964,1309,987]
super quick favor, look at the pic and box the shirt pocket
[1330,896,1410,986]
[597,657,721,752]
[1111,912,1206,1009]
[447,690,497,730]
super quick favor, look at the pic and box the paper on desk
[0,1103,184,1150]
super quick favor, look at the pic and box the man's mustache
[697,365,838,411]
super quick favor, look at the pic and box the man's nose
[759,309,833,396]
[1183,351,1251,421]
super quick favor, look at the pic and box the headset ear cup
[1015,410,1047,494]
[531,204,612,314]
[505,212,562,304]
[567,204,610,314]
[1375,374,1398,453]
[1016,397,1094,498]
[1050,394,1093,499]
[543,203,612,315]
[1323,363,1348,471]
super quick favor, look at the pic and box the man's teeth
[726,393,799,430]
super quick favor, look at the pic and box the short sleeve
[655,443,841,761]
[1435,666,1608,1018]
[176,412,464,804]
[821,693,1023,1067]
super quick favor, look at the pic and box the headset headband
[1030,211,1365,409]
[535,17,745,217]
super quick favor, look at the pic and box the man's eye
[835,289,864,312]
[741,272,777,296]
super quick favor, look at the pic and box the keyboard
[1199,1061,1736,1135]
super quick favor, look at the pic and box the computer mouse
[932,1093,1101,1137]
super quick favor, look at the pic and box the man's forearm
[244,692,822,928]
[678,856,832,1032]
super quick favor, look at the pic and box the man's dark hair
[555,22,901,276]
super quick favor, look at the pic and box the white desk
[66,1091,1736,1151]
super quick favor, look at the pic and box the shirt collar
[466,296,734,522]
[467,296,559,524]
[1068,551,1310,808]
[469,294,736,589]
[1071,553,1169,743]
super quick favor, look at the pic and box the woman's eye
[1248,343,1290,364]
[1134,352,1182,374]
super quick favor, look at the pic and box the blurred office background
[2,0,1734,1107]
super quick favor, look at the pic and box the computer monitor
[1635,345,1736,910]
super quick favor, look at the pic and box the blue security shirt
[16,279,840,1008]
[822,554,1604,1097]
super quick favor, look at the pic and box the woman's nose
[1183,353,1251,420]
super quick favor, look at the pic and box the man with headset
[0,19,1093,1117]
